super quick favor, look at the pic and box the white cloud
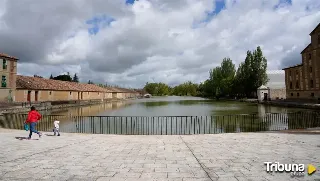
[0,0,319,88]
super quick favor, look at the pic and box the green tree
[234,47,268,98]
[207,57,236,98]
[252,46,268,91]
[72,73,79,82]
[53,74,72,82]
[49,74,54,79]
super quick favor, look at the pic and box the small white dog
[53,120,60,136]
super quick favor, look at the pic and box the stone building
[257,70,286,101]
[282,23,320,102]
[0,52,139,103]
[0,53,18,102]
[15,75,110,102]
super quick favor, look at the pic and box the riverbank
[0,98,133,114]
[221,97,320,110]
[0,128,319,180]
[259,100,320,110]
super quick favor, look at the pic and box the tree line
[48,73,125,89]
[144,46,269,99]
[49,72,80,83]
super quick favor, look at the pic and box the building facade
[0,53,18,102]
[283,23,320,102]
[0,52,138,103]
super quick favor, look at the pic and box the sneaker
[38,132,42,138]
[27,137,31,140]
[58,134,60,136]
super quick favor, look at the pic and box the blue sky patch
[274,0,292,9]
[192,0,226,28]
[126,0,135,5]
[86,15,115,35]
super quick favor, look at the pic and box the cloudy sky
[0,0,319,88]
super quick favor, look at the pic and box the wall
[0,89,10,102]
[15,90,25,102]
[105,93,112,99]
[88,92,103,100]
[81,92,91,100]
[257,89,268,101]
[0,58,17,89]
[112,92,117,99]
[286,90,320,101]
[118,93,125,99]
[52,91,69,101]
[269,88,286,100]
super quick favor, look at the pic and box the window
[2,59,7,69]
[310,67,312,73]
[310,80,314,88]
[308,53,312,60]
[88,92,89,94]
[318,34,320,45]
[296,70,298,75]
[49,91,52,95]
[291,93,293,96]
[311,93,314,97]
[289,71,291,76]
[295,81,299,89]
[70,92,72,95]
[1,75,6,87]
[290,82,293,89]
[297,93,299,97]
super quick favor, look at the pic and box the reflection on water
[39,101,132,116]
[2,96,316,135]
[2,112,319,135]
[38,96,310,117]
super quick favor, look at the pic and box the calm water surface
[3,96,316,135]
[47,96,307,116]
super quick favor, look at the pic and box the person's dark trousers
[29,122,40,138]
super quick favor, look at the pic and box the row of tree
[143,46,269,99]
[49,72,79,83]
[48,73,124,89]
[144,81,200,96]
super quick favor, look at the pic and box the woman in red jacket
[25,106,42,139]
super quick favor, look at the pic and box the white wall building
[257,70,286,101]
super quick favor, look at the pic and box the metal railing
[0,111,319,135]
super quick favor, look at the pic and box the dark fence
[0,111,319,135]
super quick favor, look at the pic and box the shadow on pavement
[15,137,39,140]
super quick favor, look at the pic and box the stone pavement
[0,128,319,181]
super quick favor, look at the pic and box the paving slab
[0,128,319,181]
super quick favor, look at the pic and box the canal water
[47,96,306,116]
[2,96,317,134]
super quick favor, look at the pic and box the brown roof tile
[16,75,111,92]
[16,75,138,93]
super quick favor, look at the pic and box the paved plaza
[0,128,319,181]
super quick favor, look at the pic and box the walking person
[25,106,42,140]
[53,120,60,136]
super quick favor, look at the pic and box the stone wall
[269,88,286,100]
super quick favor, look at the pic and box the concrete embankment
[258,100,320,110]
[223,97,320,110]
[0,98,130,114]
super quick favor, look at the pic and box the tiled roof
[16,75,112,92]
[0,53,19,60]
[107,87,126,93]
